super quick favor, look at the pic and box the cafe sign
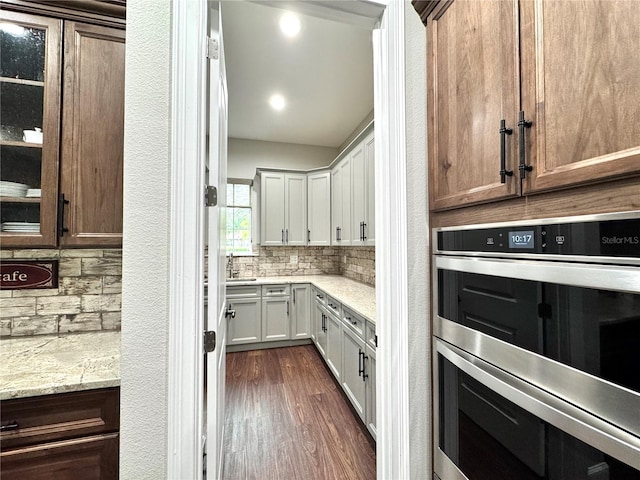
[0,260,58,290]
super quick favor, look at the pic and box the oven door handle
[434,339,640,471]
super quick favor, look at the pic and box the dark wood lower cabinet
[0,387,120,479]
[0,433,119,480]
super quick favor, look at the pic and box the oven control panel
[437,218,640,257]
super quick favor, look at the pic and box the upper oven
[432,211,640,480]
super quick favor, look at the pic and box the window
[226,181,252,254]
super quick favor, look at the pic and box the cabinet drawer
[343,306,365,339]
[366,321,377,350]
[262,284,290,297]
[1,387,119,450]
[0,432,119,480]
[313,288,327,305]
[326,296,341,317]
[227,286,260,298]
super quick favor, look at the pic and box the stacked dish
[0,181,30,198]
[26,188,41,198]
[1,222,40,232]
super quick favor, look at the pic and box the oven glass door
[436,346,640,480]
[438,269,640,395]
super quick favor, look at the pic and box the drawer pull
[1,421,20,432]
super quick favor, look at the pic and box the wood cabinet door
[520,0,640,194]
[0,433,118,480]
[59,22,125,246]
[428,0,520,210]
[0,10,61,247]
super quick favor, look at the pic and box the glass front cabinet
[0,9,124,248]
[0,11,61,246]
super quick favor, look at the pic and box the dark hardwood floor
[223,345,376,480]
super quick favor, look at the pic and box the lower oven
[433,211,640,480]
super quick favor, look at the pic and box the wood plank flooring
[223,345,376,480]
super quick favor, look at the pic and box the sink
[227,278,257,282]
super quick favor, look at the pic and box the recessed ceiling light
[279,12,301,38]
[269,94,286,111]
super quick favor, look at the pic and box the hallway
[223,345,376,479]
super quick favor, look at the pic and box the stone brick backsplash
[0,249,122,337]
[228,246,375,287]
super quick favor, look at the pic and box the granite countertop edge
[225,275,376,322]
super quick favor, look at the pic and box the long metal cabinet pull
[499,119,513,183]
[518,110,533,179]
[308,229,311,243]
[358,349,363,377]
[58,193,69,237]
[281,229,284,243]
[362,222,367,241]
[286,229,288,243]
[286,300,289,316]
[362,354,368,381]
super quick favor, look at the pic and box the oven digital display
[508,230,534,248]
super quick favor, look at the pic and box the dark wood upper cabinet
[0,10,61,246]
[60,22,125,246]
[0,7,124,247]
[427,0,520,211]
[520,0,640,194]
[423,0,640,212]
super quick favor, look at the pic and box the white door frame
[166,1,411,478]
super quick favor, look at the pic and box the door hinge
[205,185,218,207]
[204,331,216,353]
[207,37,219,60]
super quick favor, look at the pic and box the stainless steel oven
[433,211,640,480]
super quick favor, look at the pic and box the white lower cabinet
[342,325,366,421]
[364,343,376,440]
[227,297,261,345]
[325,310,343,381]
[291,284,310,339]
[261,296,290,342]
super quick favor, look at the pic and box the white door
[206,2,227,478]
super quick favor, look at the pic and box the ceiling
[221,1,374,148]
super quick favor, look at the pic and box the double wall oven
[433,211,640,480]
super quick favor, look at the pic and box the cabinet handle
[293,289,296,304]
[225,304,236,319]
[57,193,70,237]
[286,229,289,243]
[374,334,378,348]
[518,111,533,179]
[286,300,289,316]
[358,349,364,377]
[308,229,311,243]
[1,421,19,432]
[281,229,284,243]
[362,354,369,381]
[499,119,513,183]
[362,222,367,241]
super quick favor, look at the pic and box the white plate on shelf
[25,189,41,198]
[0,181,30,188]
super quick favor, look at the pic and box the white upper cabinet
[363,132,375,246]
[260,171,307,246]
[307,171,331,246]
[350,140,366,244]
[331,156,352,246]
[285,173,307,245]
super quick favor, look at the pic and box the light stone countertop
[226,275,376,322]
[0,331,120,400]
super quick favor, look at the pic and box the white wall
[228,138,338,179]
[404,2,431,478]
[120,0,171,478]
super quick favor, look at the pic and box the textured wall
[228,138,338,179]
[120,0,172,478]
[0,249,122,337]
[228,246,375,287]
[404,2,431,478]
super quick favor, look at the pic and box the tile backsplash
[0,249,122,338]
[228,246,375,287]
